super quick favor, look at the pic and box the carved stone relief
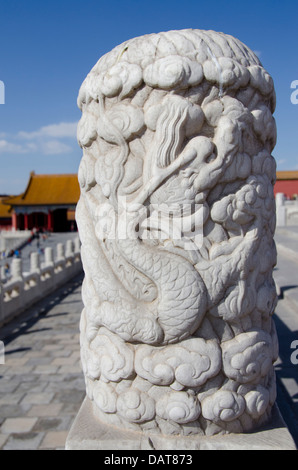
[76,29,278,436]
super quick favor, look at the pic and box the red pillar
[47,210,54,232]
[28,213,32,230]
[24,213,29,230]
[12,212,17,230]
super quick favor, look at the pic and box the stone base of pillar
[66,397,296,451]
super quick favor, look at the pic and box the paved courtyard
[0,272,85,450]
[0,227,297,450]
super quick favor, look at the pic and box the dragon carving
[76,29,278,437]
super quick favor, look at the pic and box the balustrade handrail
[0,237,82,326]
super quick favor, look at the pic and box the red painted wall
[274,180,298,199]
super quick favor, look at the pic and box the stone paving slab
[0,272,85,450]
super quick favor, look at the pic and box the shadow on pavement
[278,285,298,299]
[273,312,298,448]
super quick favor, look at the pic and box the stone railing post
[65,240,74,258]
[56,243,65,261]
[67,29,296,450]
[0,265,6,282]
[30,252,40,273]
[276,192,286,227]
[44,246,54,267]
[74,237,81,254]
[11,258,22,280]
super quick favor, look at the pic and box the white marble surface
[66,397,296,450]
[75,29,278,437]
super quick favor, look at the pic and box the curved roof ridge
[5,173,80,206]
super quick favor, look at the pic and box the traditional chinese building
[274,171,298,199]
[0,196,12,230]
[4,172,80,232]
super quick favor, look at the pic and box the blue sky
[0,0,297,194]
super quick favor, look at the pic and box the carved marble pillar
[69,29,291,447]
